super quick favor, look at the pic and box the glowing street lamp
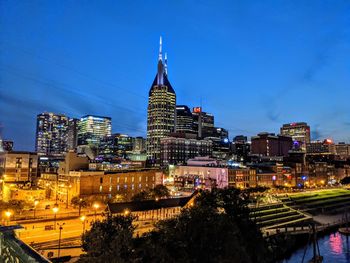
[93,203,99,221]
[66,184,72,209]
[53,206,59,230]
[124,209,130,216]
[5,210,12,225]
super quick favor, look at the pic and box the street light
[52,206,59,230]
[5,210,12,225]
[78,198,83,216]
[57,222,65,259]
[93,203,99,221]
[80,215,86,234]
[66,184,72,209]
[33,200,39,219]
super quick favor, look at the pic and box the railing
[0,225,51,263]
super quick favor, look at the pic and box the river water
[283,232,350,263]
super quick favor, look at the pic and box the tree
[134,188,271,263]
[150,184,170,199]
[130,185,170,202]
[80,188,273,263]
[71,196,88,216]
[79,215,136,263]
[340,177,350,185]
[131,190,150,202]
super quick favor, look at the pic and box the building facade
[35,112,69,156]
[67,118,79,150]
[192,107,214,138]
[0,151,38,183]
[160,134,212,165]
[306,139,336,155]
[146,37,176,164]
[176,105,194,134]
[231,135,251,162]
[77,115,112,147]
[251,133,293,157]
[280,122,310,150]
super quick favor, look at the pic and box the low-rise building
[228,168,257,188]
[0,151,38,184]
[172,165,228,190]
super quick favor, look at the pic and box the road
[13,214,156,260]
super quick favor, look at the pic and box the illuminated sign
[193,107,202,113]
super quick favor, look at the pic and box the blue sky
[1,0,350,151]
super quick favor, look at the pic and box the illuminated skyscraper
[146,37,176,164]
[77,115,111,148]
[280,122,310,150]
[35,112,69,156]
[67,118,79,150]
[176,105,194,134]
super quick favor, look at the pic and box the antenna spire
[158,36,163,61]
[164,52,168,75]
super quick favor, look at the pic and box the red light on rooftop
[193,107,202,113]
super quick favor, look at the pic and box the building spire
[158,36,163,61]
[164,52,168,75]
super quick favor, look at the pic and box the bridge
[262,219,344,237]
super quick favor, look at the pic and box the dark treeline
[78,188,281,263]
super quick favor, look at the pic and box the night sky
[1,1,350,151]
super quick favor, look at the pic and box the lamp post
[33,200,39,219]
[93,203,99,221]
[57,222,65,259]
[78,198,83,216]
[80,215,86,234]
[66,184,72,209]
[5,210,12,225]
[52,206,59,230]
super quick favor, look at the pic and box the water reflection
[283,232,350,263]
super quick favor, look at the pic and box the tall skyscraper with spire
[146,37,176,165]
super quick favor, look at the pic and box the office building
[231,135,251,162]
[251,132,293,157]
[77,115,112,148]
[335,142,350,159]
[192,107,214,138]
[176,105,194,134]
[35,112,69,156]
[306,139,336,154]
[280,122,310,150]
[160,133,212,166]
[67,118,79,150]
[133,137,146,154]
[146,37,176,164]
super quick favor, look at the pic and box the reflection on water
[283,232,350,263]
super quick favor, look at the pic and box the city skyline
[1,1,350,151]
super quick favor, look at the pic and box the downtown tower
[146,37,176,165]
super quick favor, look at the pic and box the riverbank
[275,211,349,262]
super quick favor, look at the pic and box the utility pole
[57,222,65,259]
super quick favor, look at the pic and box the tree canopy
[80,188,272,263]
